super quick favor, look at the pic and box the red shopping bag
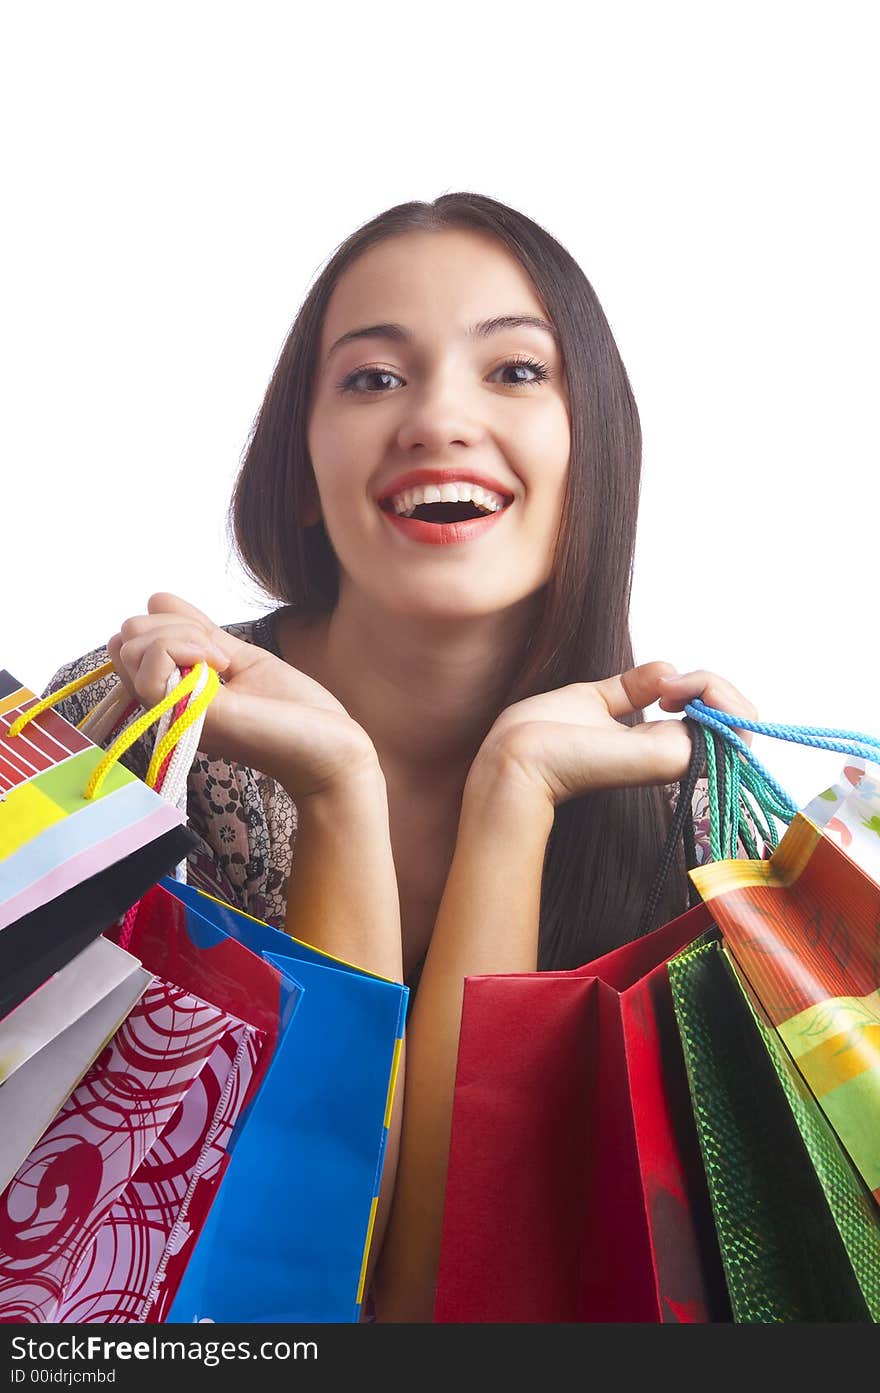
[434,899,731,1323]
[0,977,267,1323]
[107,881,303,1322]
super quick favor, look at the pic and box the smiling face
[306,228,571,622]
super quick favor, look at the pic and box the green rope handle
[705,730,788,861]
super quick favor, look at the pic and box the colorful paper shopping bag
[689,811,880,1206]
[0,977,267,1323]
[156,877,408,1324]
[0,668,196,1020]
[0,936,143,1087]
[0,957,153,1193]
[103,880,304,1322]
[802,757,880,878]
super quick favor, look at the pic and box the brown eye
[338,367,402,394]
[490,356,550,387]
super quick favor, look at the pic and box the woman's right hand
[107,592,380,801]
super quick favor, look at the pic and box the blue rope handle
[685,701,880,754]
[683,699,880,824]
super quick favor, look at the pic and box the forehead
[319,229,550,349]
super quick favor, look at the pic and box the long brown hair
[229,192,688,967]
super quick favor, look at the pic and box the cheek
[529,455,571,535]
[525,464,569,581]
[307,417,375,521]
[308,398,363,477]
[518,406,570,501]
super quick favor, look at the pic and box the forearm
[282,762,406,1300]
[372,760,555,1322]
[283,761,403,993]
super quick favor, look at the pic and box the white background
[3,1,878,810]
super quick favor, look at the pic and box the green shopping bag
[667,928,880,1322]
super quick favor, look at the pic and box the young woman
[46,192,760,1321]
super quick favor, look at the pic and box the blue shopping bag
[160,878,408,1323]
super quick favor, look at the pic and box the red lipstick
[379,505,510,547]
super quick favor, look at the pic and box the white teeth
[388,480,508,517]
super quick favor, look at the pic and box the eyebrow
[324,314,560,364]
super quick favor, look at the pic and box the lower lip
[378,504,511,546]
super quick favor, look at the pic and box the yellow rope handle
[8,658,221,802]
[145,665,220,788]
[84,663,212,801]
[7,660,117,738]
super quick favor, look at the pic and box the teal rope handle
[737,762,785,849]
[727,737,741,857]
[687,711,796,819]
[707,731,746,860]
[705,727,749,860]
[685,699,880,861]
[685,699,880,821]
[735,791,760,860]
[704,726,720,860]
[704,729,744,860]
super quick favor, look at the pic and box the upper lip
[376,467,516,505]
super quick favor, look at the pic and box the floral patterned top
[43,610,764,980]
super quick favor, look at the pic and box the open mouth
[378,499,509,523]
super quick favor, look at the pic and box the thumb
[597,661,681,720]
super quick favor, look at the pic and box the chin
[383,591,540,625]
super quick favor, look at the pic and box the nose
[394,377,485,455]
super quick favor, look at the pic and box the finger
[147,592,219,628]
[119,614,229,668]
[581,718,697,791]
[537,715,696,800]
[117,633,226,708]
[139,641,215,710]
[106,632,139,702]
[656,670,759,746]
[145,594,252,678]
[656,670,758,718]
[592,661,681,720]
[126,641,180,710]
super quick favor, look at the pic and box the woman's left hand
[468,661,759,810]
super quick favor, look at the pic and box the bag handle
[70,664,200,809]
[635,716,707,938]
[9,658,222,947]
[685,698,880,860]
[635,712,784,940]
[8,658,220,804]
[703,725,782,861]
[685,699,880,815]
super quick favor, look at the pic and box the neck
[280,587,540,799]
